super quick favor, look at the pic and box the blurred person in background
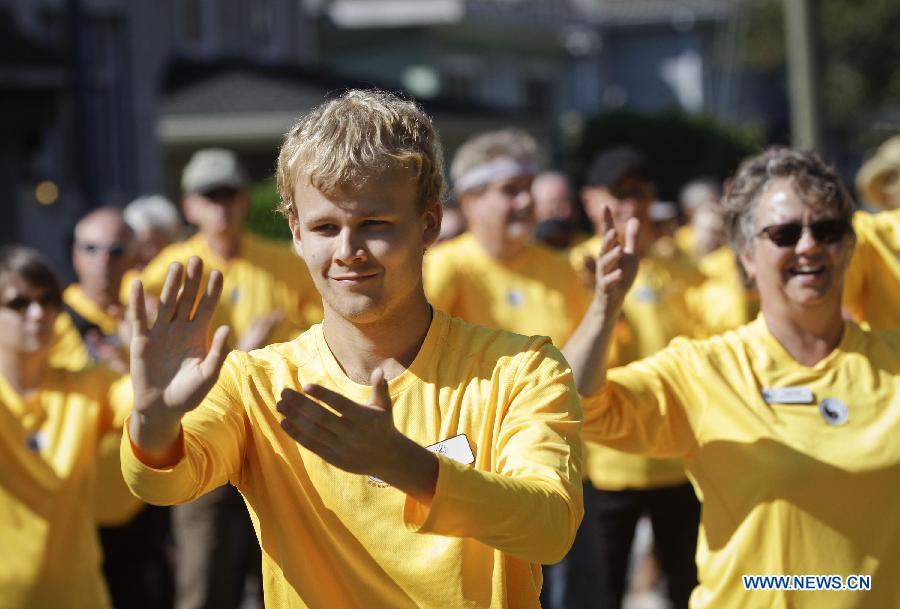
[685,201,760,336]
[568,146,900,608]
[424,129,591,348]
[550,147,702,609]
[0,245,135,609]
[138,147,325,609]
[843,133,900,330]
[124,194,184,270]
[50,207,135,374]
[649,200,680,241]
[532,170,585,249]
[51,207,173,609]
[691,201,728,259]
[675,178,721,260]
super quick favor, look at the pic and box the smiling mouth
[331,273,378,283]
[787,265,826,277]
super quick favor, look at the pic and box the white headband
[454,158,539,193]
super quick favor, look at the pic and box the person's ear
[738,246,756,282]
[422,201,443,249]
[288,211,304,259]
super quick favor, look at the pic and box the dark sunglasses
[2,293,62,313]
[756,218,852,248]
[77,242,128,257]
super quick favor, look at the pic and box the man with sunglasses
[51,207,136,374]
[548,147,704,609]
[50,207,174,609]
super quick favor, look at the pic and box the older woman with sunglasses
[0,245,134,609]
[564,147,900,609]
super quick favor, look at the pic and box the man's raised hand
[277,368,438,503]
[128,256,230,459]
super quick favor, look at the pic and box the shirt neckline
[311,308,450,402]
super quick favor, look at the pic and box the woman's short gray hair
[725,147,857,253]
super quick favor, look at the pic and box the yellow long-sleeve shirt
[843,208,900,330]
[140,233,323,345]
[424,233,591,348]
[584,316,900,609]
[569,236,703,489]
[121,309,583,609]
[0,366,131,609]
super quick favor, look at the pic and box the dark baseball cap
[585,146,649,188]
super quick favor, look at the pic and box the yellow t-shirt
[843,208,900,330]
[674,224,696,257]
[49,284,125,372]
[686,246,759,337]
[424,233,591,348]
[584,316,900,609]
[0,367,132,609]
[140,233,323,345]
[569,236,703,489]
[121,309,583,609]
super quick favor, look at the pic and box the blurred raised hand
[236,310,285,352]
[591,205,640,319]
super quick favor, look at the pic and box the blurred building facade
[1,0,764,274]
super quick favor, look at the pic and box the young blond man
[121,90,583,609]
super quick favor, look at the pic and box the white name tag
[761,387,815,404]
[368,434,475,487]
[426,434,475,465]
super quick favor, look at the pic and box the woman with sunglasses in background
[0,245,134,609]
[564,147,900,608]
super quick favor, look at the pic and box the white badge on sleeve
[761,387,815,404]
[367,434,475,488]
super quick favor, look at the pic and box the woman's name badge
[367,434,475,488]
[761,387,815,404]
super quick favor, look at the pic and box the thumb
[369,367,392,412]
[623,217,640,255]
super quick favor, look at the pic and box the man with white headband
[424,129,591,347]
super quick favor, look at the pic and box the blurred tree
[245,179,292,241]
[572,108,761,200]
[742,0,900,153]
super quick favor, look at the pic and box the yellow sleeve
[843,214,872,322]
[581,341,699,459]
[403,341,584,564]
[120,352,248,505]
[423,249,460,315]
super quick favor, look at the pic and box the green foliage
[572,108,763,200]
[741,0,900,150]
[244,179,292,241]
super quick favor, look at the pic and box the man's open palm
[129,256,231,417]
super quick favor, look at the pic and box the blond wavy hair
[276,89,446,223]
